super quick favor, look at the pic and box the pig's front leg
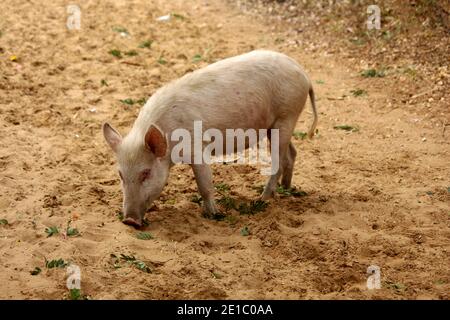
[191,164,218,216]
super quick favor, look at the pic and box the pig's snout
[122,211,143,228]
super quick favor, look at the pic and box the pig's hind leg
[260,123,295,200]
[191,164,219,216]
[281,142,297,189]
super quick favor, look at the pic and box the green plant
[240,226,250,236]
[350,89,367,97]
[237,200,268,215]
[0,219,8,225]
[276,186,308,197]
[333,125,359,132]
[65,220,80,237]
[384,281,406,291]
[292,131,308,140]
[68,288,82,300]
[157,56,167,65]
[109,49,122,58]
[136,232,153,240]
[125,50,138,57]
[192,54,203,62]
[45,258,68,269]
[171,13,185,20]
[112,26,129,35]
[217,196,237,211]
[119,98,135,105]
[45,226,59,237]
[139,40,153,49]
[224,215,238,225]
[117,254,152,273]
[30,267,41,275]
[361,69,385,78]
[68,289,89,300]
[136,97,147,105]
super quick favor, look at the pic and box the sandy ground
[0,0,449,299]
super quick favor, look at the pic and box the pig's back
[137,50,310,132]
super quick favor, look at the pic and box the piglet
[103,50,318,227]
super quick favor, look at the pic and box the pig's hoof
[122,217,142,229]
[259,192,274,201]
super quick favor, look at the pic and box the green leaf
[385,281,406,291]
[217,196,237,211]
[133,261,152,273]
[45,258,68,269]
[68,288,83,300]
[112,26,129,35]
[120,254,136,262]
[292,131,307,140]
[66,227,80,237]
[315,80,325,84]
[100,79,108,86]
[109,49,122,58]
[125,50,138,57]
[276,186,307,197]
[45,226,59,237]
[350,89,367,97]
[30,267,42,275]
[117,211,124,221]
[136,232,153,240]
[361,69,385,78]
[240,226,250,236]
[119,254,151,273]
[0,219,8,225]
[157,57,167,65]
[333,125,359,132]
[192,54,203,62]
[237,200,268,215]
[171,13,185,20]
[136,97,147,105]
[119,98,135,105]
[139,40,153,49]
[224,215,238,225]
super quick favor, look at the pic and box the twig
[410,87,437,100]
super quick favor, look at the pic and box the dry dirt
[0,0,449,299]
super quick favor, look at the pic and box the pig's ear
[103,122,122,153]
[144,125,167,158]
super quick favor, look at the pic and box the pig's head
[102,122,170,228]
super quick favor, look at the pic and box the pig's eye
[118,171,124,181]
[139,169,151,183]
